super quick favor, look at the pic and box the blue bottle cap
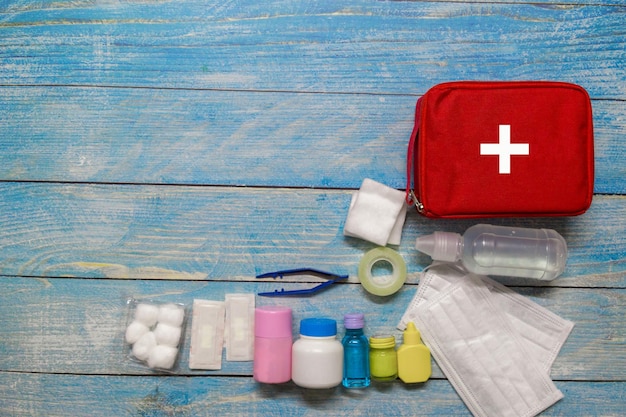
[300,318,337,337]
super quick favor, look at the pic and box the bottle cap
[255,306,292,338]
[415,231,462,263]
[344,313,365,329]
[544,228,568,278]
[403,322,422,345]
[300,318,337,337]
[369,335,396,349]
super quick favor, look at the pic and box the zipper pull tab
[408,190,424,213]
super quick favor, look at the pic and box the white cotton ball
[157,303,185,327]
[134,303,159,327]
[147,345,178,370]
[125,320,150,344]
[132,331,157,361]
[154,322,182,348]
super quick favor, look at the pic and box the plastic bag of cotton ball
[154,322,182,348]
[157,303,185,327]
[147,345,179,370]
[132,331,157,361]
[125,320,150,344]
[134,303,159,327]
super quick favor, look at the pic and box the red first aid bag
[406,81,594,218]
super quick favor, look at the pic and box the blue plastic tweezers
[256,268,349,297]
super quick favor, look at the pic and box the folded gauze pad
[344,178,407,246]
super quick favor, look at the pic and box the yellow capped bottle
[369,335,397,381]
[397,322,431,383]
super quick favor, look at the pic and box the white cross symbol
[480,124,529,174]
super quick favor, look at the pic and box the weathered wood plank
[0,0,623,415]
[0,2,624,98]
[0,372,623,417]
[0,183,623,287]
[0,87,624,194]
[0,277,623,380]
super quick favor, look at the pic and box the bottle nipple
[415,231,462,263]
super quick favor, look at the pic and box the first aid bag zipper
[405,97,424,213]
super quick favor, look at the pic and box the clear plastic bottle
[292,318,343,389]
[415,224,568,280]
[342,313,370,389]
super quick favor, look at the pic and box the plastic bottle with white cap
[415,224,567,280]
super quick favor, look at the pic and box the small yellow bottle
[397,322,431,383]
[369,335,397,381]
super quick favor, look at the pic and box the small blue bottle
[342,313,370,388]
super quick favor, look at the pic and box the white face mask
[399,263,573,373]
[400,264,573,417]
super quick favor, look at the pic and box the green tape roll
[358,247,407,296]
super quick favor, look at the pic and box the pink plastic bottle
[253,306,293,384]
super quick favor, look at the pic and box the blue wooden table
[0,0,624,415]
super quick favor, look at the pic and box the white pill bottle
[292,318,343,389]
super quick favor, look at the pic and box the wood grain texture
[0,183,622,287]
[0,87,624,194]
[0,0,624,415]
[0,1,624,98]
[0,373,624,417]
[0,277,624,381]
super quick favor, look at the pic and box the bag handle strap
[405,97,423,205]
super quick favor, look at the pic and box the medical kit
[118,81,588,417]
[406,81,594,218]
